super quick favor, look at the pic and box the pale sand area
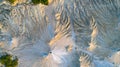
[1,0,120,67]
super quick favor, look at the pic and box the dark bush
[6,0,16,4]
[0,54,18,67]
[31,0,48,5]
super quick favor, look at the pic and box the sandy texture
[0,0,120,67]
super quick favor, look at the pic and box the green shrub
[31,0,48,5]
[6,0,17,4]
[0,54,18,67]
[6,0,48,5]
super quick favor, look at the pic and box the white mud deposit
[0,0,120,67]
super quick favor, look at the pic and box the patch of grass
[0,54,18,67]
[31,0,49,5]
[6,0,17,4]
